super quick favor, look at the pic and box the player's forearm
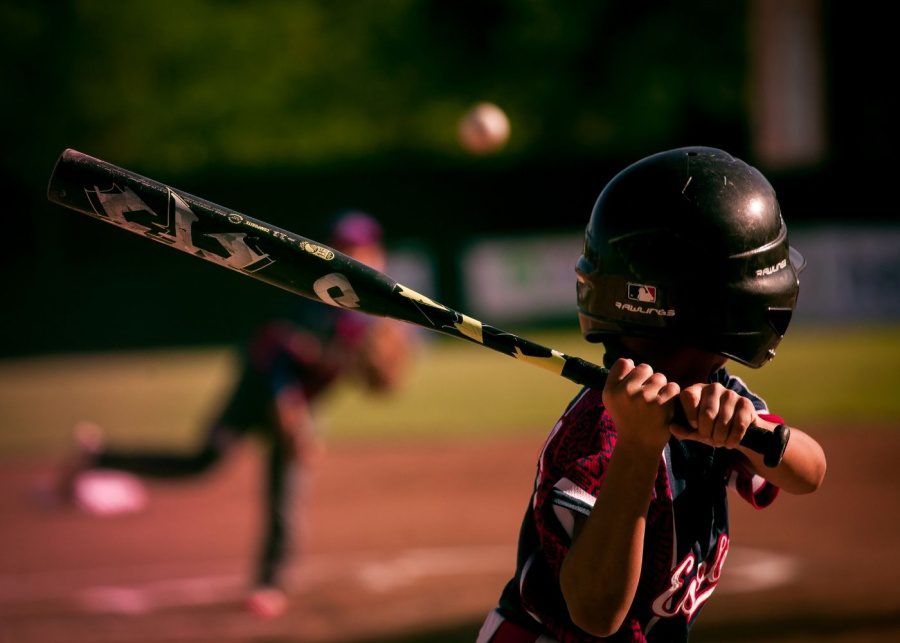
[559,440,661,637]
[738,420,826,494]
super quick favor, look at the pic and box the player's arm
[672,384,826,494]
[735,417,826,494]
[559,359,677,637]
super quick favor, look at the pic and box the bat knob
[740,424,790,467]
[765,424,791,468]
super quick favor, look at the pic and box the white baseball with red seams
[458,102,511,154]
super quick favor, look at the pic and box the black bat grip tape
[561,357,790,467]
[744,423,790,468]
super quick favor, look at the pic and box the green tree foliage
[1,0,748,176]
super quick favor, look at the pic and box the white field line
[0,558,244,602]
[356,544,513,592]
[0,544,797,615]
[77,574,245,614]
[716,546,800,594]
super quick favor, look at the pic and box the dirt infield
[1,430,899,643]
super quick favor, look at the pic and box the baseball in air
[458,102,510,155]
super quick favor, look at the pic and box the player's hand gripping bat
[47,149,790,466]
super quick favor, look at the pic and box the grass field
[0,324,897,458]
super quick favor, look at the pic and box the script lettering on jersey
[85,184,274,273]
[651,533,729,622]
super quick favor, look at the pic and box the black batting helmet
[576,147,804,368]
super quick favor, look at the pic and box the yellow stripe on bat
[513,346,567,375]
[397,284,450,311]
[453,314,484,344]
[397,284,485,344]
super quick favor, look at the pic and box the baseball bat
[46,149,789,467]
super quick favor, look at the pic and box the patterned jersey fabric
[494,369,781,642]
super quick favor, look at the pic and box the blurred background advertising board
[462,234,583,324]
[789,226,900,322]
[460,227,900,326]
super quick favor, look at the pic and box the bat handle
[561,356,790,467]
[560,355,611,389]
[670,404,789,467]
[743,423,791,468]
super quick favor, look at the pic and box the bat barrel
[47,148,408,318]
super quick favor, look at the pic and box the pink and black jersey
[482,369,781,643]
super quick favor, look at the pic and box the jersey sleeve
[547,452,606,539]
[513,395,613,631]
[543,401,616,545]
[725,453,779,509]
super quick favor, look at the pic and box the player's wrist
[613,431,668,459]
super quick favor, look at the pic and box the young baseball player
[477,147,827,642]
[60,211,415,618]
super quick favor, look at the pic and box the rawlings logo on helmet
[756,259,787,277]
[615,301,676,316]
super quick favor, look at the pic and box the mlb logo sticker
[627,283,657,303]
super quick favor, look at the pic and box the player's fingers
[725,397,758,449]
[602,358,633,408]
[641,372,670,402]
[658,381,681,405]
[624,363,655,396]
[658,381,682,428]
[606,358,634,386]
[697,383,724,440]
[679,384,703,429]
[713,391,737,446]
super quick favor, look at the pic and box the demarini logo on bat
[85,183,274,274]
